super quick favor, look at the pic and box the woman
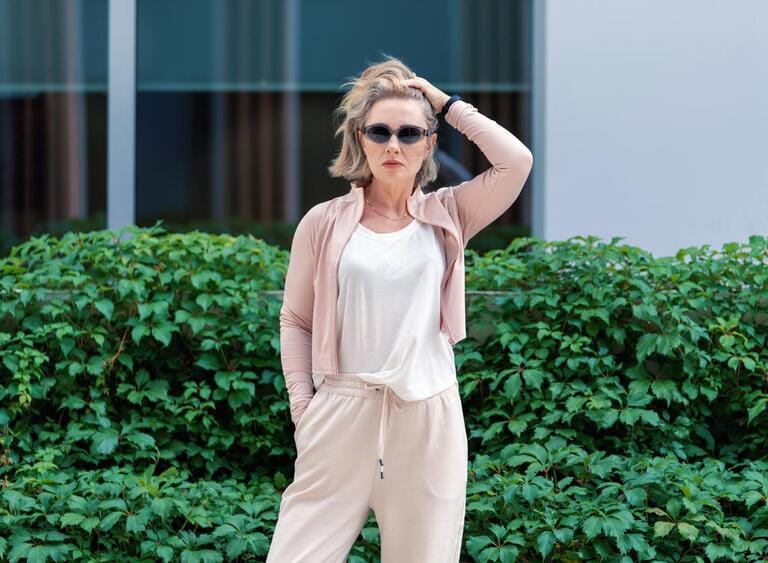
[267,56,533,562]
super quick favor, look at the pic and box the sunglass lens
[398,127,424,144]
[367,126,391,143]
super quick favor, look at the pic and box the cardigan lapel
[327,183,463,308]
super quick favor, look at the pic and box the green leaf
[151,497,174,520]
[654,521,675,537]
[195,354,221,371]
[636,333,657,361]
[100,511,123,531]
[600,409,619,428]
[175,309,191,323]
[225,537,248,560]
[602,514,631,539]
[619,408,642,425]
[189,316,208,334]
[650,379,677,405]
[126,432,157,449]
[91,429,119,455]
[639,410,660,426]
[583,516,602,539]
[628,378,651,395]
[26,545,71,562]
[498,545,519,563]
[126,511,149,533]
[522,369,544,390]
[131,324,149,344]
[566,396,587,412]
[536,531,556,558]
[681,380,699,399]
[507,419,528,436]
[59,512,85,526]
[215,371,233,391]
[95,299,114,321]
[86,356,105,376]
[521,443,548,465]
[553,527,573,543]
[73,516,98,532]
[137,302,155,321]
[196,293,214,310]
[719,334,735,349]
[624,487,646,506]
[157,545,175,561]
[60,336,76,356]
[677,522,699,541]
[521,483,538,503]
[744,490,763,509]
[503,373,522,399]
[747,398,767,425]
[704,543,732,559]
[151,321,177,347]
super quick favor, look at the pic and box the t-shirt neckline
[355,219,420,239]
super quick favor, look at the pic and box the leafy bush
[0,214,529,259]
[1,225,766,561]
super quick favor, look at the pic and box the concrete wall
[533,0,768,258]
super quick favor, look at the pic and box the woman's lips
[383,162,402,168]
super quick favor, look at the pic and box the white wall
[534,0,768,258]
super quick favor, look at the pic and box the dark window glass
[0,0,108,249]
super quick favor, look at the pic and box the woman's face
[357,98,436,185]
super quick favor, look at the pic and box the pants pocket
[292,392,321,445]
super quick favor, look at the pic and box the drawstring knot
[363,383,403,479]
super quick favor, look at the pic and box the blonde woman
[267,56,533,562]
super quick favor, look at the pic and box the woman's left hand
[401,77,451,114]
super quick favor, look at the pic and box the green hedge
[1,225,767,561]
[0,212,529,260]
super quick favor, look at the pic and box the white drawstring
[363,383,404,479]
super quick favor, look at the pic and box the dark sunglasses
[359,123,433,145]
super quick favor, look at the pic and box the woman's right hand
[401,76,451,114]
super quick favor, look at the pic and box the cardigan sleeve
[443,99,533,244]
[279,210,317,426]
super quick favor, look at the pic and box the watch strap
[439,94,462,117]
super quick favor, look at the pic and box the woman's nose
[385,133,401,150]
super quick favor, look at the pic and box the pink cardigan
[279,99,533,425]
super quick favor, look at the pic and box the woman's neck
[364,179,416,216]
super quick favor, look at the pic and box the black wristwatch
[439,94,462,117]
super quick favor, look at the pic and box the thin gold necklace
[364,189,411,222]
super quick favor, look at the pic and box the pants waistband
[319,373,458,404]
[321,372,385,391]
[318,373,459,481]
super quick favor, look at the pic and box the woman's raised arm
[443,99,533,244]
[401,77,533,245]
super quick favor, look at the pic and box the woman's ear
[356,129,366,154]
[430,133,438,155]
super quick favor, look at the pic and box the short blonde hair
[327,54,439,191]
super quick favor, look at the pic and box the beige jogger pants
[266,373,469,562]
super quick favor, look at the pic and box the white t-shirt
[336,218,457,400]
